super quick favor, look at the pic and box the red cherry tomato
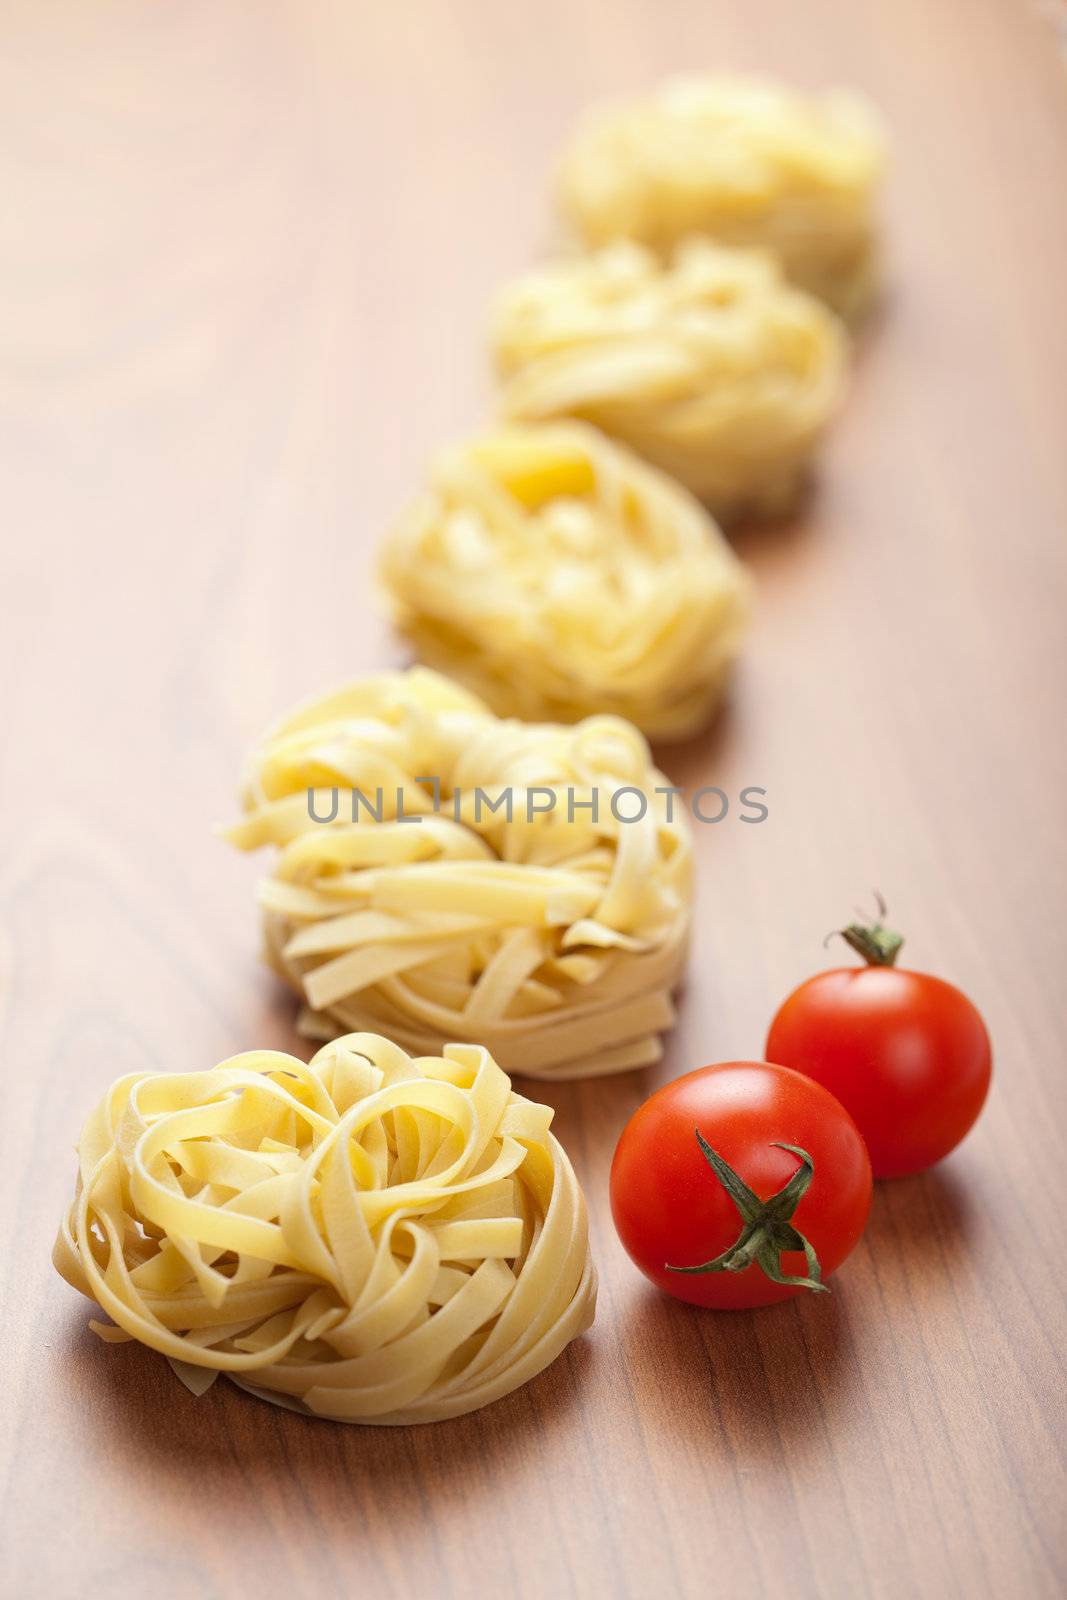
[610,1061,872,1309]
[765,902,992,1179]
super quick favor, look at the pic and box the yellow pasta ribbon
[54,1034,597,1424]
[228,667,692,1078]
[558,75,886,321]
[493,240,846,521]
[378,423,749,738]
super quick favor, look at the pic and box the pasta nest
[557,75,886,321]
[228,667,692,1080]
[492,240,847,519]
[53,1033,597,1425]
[378,421,750,737]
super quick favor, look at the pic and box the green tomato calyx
[831,890,904,967]
[666,1132,828,1293]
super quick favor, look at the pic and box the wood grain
[1,2,1065,1596]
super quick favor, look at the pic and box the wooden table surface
[2,3,1065,1597]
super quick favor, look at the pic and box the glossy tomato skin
[610,1062,872,1309]
[765,968,992,1179]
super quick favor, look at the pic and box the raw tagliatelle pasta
[227,667,692,1079]
[492,240,847,520]
[53,1033,597,1424]
[378,421,750,737]
[558,75,886,321]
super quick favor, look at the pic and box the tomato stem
[830,891,904,967]
[665,1133,828,1294]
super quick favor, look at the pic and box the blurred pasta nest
[492,239,847,520]
[53,1033,596,1424]
[228,667,692,1079]
[558,75,886,321]
[378,421,750,737]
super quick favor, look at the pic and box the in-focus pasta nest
[378,420,750,737]
[558,75,886,321]
[227,667,692,1080]
[54,1033,597,1425]
[492,240,847,519]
